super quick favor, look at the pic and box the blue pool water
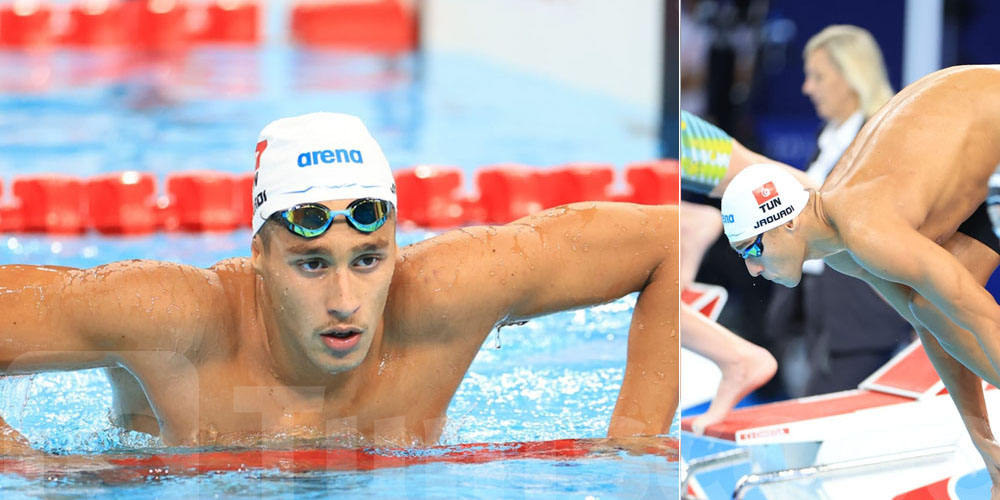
[0,48,657,185]
[0,19,673,498]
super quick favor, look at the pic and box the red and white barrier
[11,174,87,234]
[165,171,242,232]
[0,0,421,50]
[0,1,53,47]
[0,160,679,234]
[87,171,158,235]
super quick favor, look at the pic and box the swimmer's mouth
[319,327,363,339]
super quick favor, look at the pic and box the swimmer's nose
[326,271,361,320]
[745,260,764,277]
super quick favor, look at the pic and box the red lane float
[0,0,411,51]
[87,172,158,235]
[476,165,545,224]
[0,177,23,233]
[0,160,678,234]
[290,0,417,52]
[625,160,680,205]
[235,172,254,229]
[0,1,53,48]
[0,179,13,233]
[120,0,190,51]
[395,165,465,228]
[166,171,241,232]
[12,175,87,234]
[0,437,677,481]
[193,1,260,44]
[540,163,615,208]
[62,1,125,46]
[0,205,20,233]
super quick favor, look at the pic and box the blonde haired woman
[801,24,894,183]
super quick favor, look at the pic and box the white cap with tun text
[251,112,397,234]
[720,163,809,243]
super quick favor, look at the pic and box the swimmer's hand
[973,437,1000,499]
[588,436,677,459]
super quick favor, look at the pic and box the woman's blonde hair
[804,25,894,118]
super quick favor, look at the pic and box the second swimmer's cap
[251,112,397,235]
[720,163,810,243]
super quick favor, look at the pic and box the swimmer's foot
[690,345,777,436]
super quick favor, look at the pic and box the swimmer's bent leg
[105,367,160,436]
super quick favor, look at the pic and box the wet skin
[0,201,678,448]
[732,65,1000,493]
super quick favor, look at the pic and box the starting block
[682,341,998,499]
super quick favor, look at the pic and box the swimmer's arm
[519,203,678,436]
[838,234,1000,477]
[846,225,1000,351]
[0,261,227,373]
[401,202,678,435]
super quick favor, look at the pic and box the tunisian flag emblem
[753,181,778,205]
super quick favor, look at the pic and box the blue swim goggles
[739,233,764,259]
[275,198,391,238]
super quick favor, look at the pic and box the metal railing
[732,445,955,500]
[681,448,751,500]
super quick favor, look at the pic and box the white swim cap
[720,163,810,243]
[251,112,397,235]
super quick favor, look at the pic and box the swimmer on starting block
[0,113,678,454]
[720,66,1000,494]
[677,110,818,432]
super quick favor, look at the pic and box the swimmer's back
[821,65,1000,231]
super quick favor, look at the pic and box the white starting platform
[681,339,1000,500]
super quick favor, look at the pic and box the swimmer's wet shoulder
[389,202,677,344]
[0,259,229,364]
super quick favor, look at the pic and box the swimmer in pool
[0,113,677,452]
[720,66,1000,494]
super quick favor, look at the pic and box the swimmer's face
[733,224,805,288]
[802,47,859,125]
[252,199,397,375]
